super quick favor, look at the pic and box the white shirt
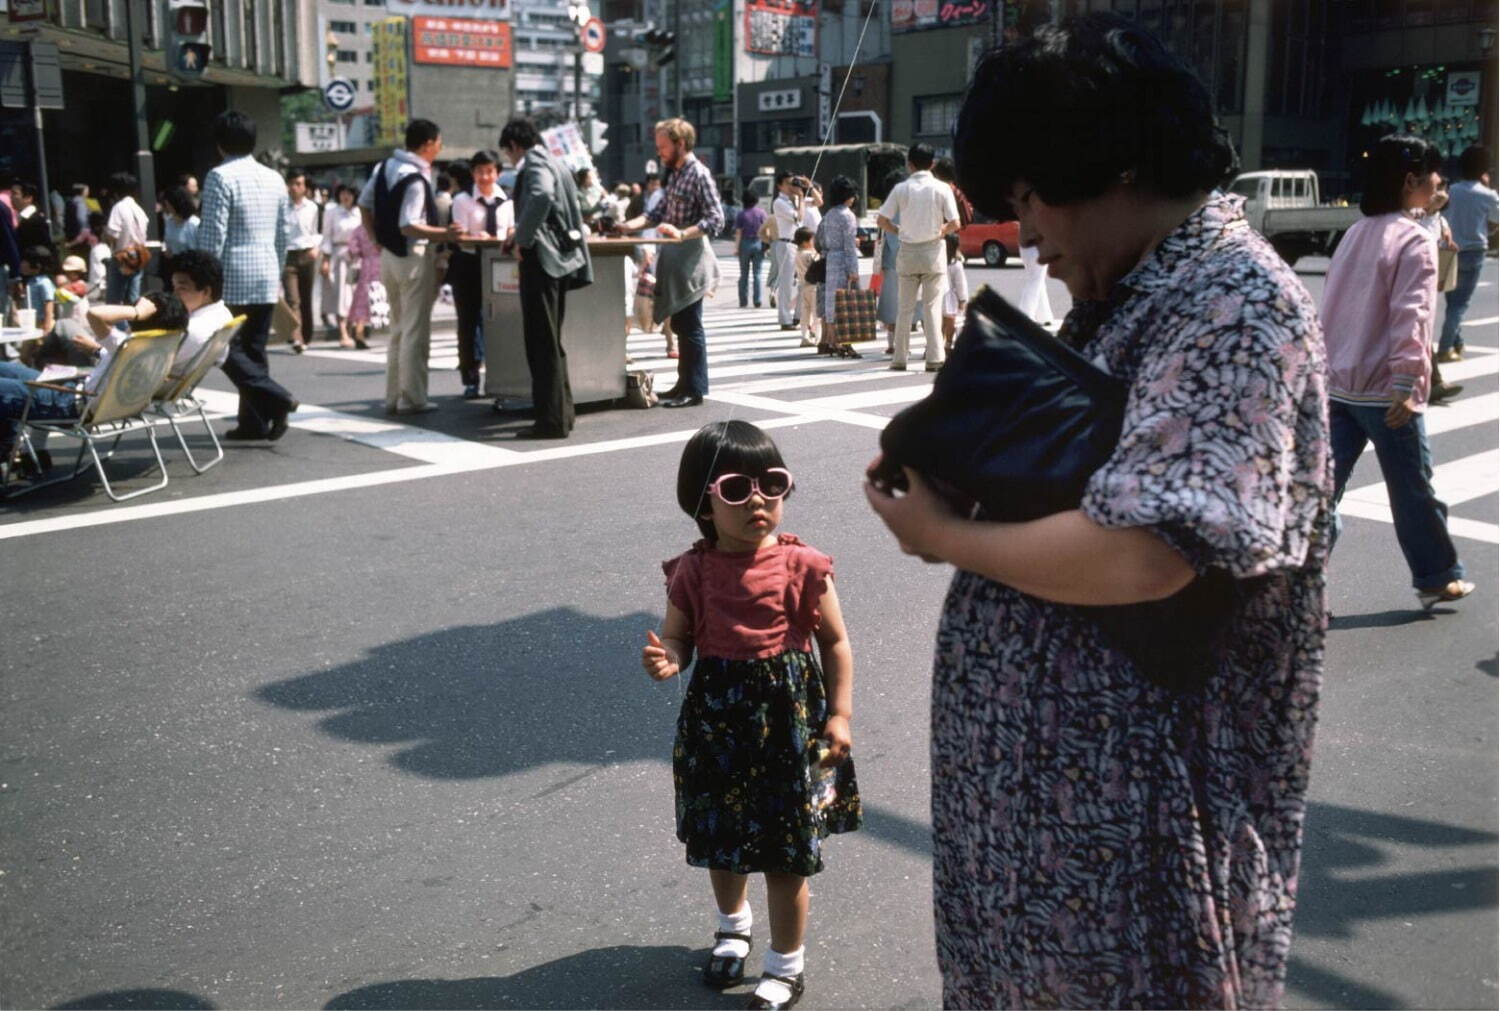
[450,186,516,250]
[163,214,200,255]
[801,204,822,233]
[320,203,363,254]
[882,171,959,245]
[944,258,970,316]
[358,148,435,233]
[285,198,321,251]
[105,195,148,248]
[772,193,800,240]
[177,299,235,372]
[87,242,111,292]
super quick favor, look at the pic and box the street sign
[581,51,604,75]
[296,122,348,153]
[1447,71,1481,107]
[7,0,49,24]
[580,17,606,53]
[323,76,357,111]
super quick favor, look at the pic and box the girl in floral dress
[642,420,861,1011]
[345,221,381,349]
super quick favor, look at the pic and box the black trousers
[518,256,574,436]
[223,303,296,435]
[448,250,485,387]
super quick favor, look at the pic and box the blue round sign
[324,77,357,112]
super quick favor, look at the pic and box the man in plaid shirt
[195,110,299,440]
[619,118,724,407]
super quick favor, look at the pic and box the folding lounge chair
[8,329,186,502]
[153,314,245,474]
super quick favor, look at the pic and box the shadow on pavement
[1327,609,1434,630]
[1286,801,1497,1006]
[324,944,741,1010]
[54,990,216,1010]
[256,608,672,780]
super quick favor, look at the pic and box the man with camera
[770,173,806,331]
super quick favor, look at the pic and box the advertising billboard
[745,0,816,58]
[372,17,410,147]
[412,15,513,67]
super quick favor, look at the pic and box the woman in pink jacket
[1323,134,1473,610]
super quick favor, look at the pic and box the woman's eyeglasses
[707,468,794,506]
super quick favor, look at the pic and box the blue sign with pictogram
[580,17,606,53]
[324,77,357,111]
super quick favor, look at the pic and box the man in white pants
[358,118,462,415]
[877,144,960,371]
[771,173,804,330]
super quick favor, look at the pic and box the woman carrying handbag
[818,177,863,359]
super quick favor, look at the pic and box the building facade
[1,0,312,204]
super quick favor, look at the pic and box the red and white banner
[412,16,513,68]
[745,0,816,57]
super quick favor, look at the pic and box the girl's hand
[863,457,958,562]
[642,629,679,681]
[820,715,852,767]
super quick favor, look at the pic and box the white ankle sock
[755,946,805,1001]
[713,905,753,959]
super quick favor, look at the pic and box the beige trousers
[381,248,437,412]
[892,237,948,367]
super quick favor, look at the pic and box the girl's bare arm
[811,578,853,764]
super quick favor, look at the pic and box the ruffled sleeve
[782,536,833,639]
[661,543,704,622]
[1080,264,1328,579]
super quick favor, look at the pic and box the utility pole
[125,0,158,241]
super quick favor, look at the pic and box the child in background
[643,420,861,1010]
[941,233,969,355]
[792,227,819,349]
[16,246,58,335]
[86,211,112,299]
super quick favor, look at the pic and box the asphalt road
[1,246,1495,1010]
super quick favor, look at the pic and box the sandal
[1416,579,1475,611]
[746,972,804,1009]
[838,345,862,359]
[703,931,752,989]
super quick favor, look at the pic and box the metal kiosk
[475,237,678,406]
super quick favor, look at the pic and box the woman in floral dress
[345,220,380,349]
[865,15,1332,1009]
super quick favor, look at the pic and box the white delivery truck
[1227,169,1362,265]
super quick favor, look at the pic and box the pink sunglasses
[707,468,794,506]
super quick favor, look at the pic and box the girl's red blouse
[661,533,833,661]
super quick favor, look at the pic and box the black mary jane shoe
[745,972,804,1010]
[703,931,752,989]
[661,394,704,408]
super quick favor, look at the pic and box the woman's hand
[1386,393,1417,429]
[641,629,680,681]
[320,258,332,278]
[847,273,859,289]
[820,714,852,767]
[863,455,959,562]
[656,222,682,240]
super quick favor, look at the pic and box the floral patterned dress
[664,534,862,876]
[930,193,1332,1009]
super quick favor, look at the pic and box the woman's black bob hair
[826,174,859,212]
[953,12,1238,217]
[677,420,790,543]
[1360,134,1443,216]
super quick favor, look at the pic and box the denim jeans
[1438,249,1486,353]
[0,360,79,454]
[105,260,142,306]
[1329,400,1464,589]
[669,299,709,397]
[738,241,764,307]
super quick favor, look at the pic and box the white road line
[796,384,935,411]
[1462,316,1498,327]
[716,369,923,395]
[1423,393,1500,437]
[1437,353,1500,382]
[1339,499,1500,544]
[1341,449,1500,545]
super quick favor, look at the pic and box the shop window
[330,20,357,33]
[915,94,962,139]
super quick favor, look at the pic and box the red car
[959,216,1020,266]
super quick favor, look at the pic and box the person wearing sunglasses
[641,420,860,1010]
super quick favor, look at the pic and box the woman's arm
[864,464,1195,605]
[811,578,853,765]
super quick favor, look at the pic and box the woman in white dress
[1016,239,1054,326]
[319,184,363,348]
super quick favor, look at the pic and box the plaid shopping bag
[832,286,879,344]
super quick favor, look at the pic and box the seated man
[0,290,189,476]
[163,248,234,388]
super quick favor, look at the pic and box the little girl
[792,227,820,348]
[642,420,861,1010]
[940,233,969,354]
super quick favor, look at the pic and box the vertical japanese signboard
[411,16,513,67]
[372,17,410,147]
[713,0,733,103]
[745,0,816,58]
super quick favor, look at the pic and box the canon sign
[392,0,512,20]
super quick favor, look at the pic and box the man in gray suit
[499,119,592,439]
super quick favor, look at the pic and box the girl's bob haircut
[677,420,790,543]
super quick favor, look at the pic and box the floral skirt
[674,650,861,876]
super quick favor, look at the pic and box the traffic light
[168,0,212,79]
[641,27,675,68]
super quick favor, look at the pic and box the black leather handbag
[870,286,1236,692]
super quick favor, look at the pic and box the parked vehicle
[1228,169,1360,264]
[959,215,1020,266]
